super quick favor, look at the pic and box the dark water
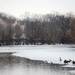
[0,56,73,75]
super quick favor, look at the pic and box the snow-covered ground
[0,45,75,63]
[0,45,75,64]
[5,45,74,62]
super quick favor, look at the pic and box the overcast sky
[0,0,75,18]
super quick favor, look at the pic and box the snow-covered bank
[11,45,75,64]
[0,45,75,66]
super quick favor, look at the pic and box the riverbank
[0,54,74,75]
[0,55,74,70]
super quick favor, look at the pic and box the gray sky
[0,0,75,18]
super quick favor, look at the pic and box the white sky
[0,0,75,18]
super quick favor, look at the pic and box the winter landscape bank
[0,45,75,75]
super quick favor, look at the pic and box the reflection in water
[0,56,73,75]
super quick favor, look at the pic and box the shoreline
[0,54,74,71]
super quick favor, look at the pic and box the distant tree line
[0,13,75,45]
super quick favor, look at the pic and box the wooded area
[0,13,75,45]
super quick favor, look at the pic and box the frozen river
[0,45,75,75]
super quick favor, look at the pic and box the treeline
[0,13,75,45]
